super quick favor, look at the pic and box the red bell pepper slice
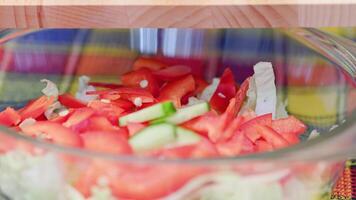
[86,116,119,132]
[158,75,195,107]
[194,76,209,95]
[87,100,125,125]
[0,107,21,126]
[153,65,191,81]
[121,68,160,96]
[81,131,132,154]
[21,121,83,147]
[226,77,250,116]
[133,57,166,71]
[209,68,237,113]
[19,95,55,120]
[89,82,122,89]
[63,108,95,132]
[58,94,86,108]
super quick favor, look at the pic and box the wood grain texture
[0,5,355,28]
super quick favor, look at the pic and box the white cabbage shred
[19,118,36,130]
[75,76,98,103]
[308,129,320,140]
[240,62,287,119]
[199,78,220,102]
[164,171,285,200]
[41,79,59,100]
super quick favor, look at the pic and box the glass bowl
[0,28,355,200]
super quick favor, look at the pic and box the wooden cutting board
[0,0,355,28]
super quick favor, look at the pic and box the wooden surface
[0,3,355,28]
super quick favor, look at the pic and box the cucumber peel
[151,102,210,125]
[119,102,176,127]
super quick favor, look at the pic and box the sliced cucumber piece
[176,127,201,145]
[119,102,176,126]
[129,123,176,152]
[152,102,210,125]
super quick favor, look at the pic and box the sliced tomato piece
[89,82,122,89]
[271,116,306,136]
[121,68,160,96]
[133,57,166,71]
[255,139,274,152]
[239,113,272,142]
[209,68,237,113]
[81,131,132,154]
[58,94,86,108]
[153,65,191,81]
[22,121,82,147]
[0,107,21,126]
[127,122,147,137]
[216,132,254,156]
[158,75,195,107]
[255,125,289,149]
[19,96,55,120]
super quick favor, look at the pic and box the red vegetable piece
[133,57,166,71]
[148,144,197,159]
[271,116,306,136]
[89,82,122,89]
[209,68,237,113]
[190,139,219,158]
[87,100,124,125]
[194,76,209,95]
[127,122,146,137]
[63,108,95,132]
[221,116,243,141]
[81,131,132,154]
[58,94,86,108]
[111,99,135,110]
[239,113,272,142]
[153,65,191,81]
[255,125,289,149]
[255,139,274,152]
[22,121,82,147]
[121,68,160,96]
[216,132,254,156]
[227,77,250,116]
[19,96,55,120]
[158,75,195,107]
[0,107,21,126]
[87,116,119,132]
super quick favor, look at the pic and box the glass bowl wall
[0,28,355,200]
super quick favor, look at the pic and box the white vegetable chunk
[40,79,59,99]
[254,62,277,119]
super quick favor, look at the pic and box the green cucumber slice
[119,102,176,126]
[176,127,201,145]
[129,123,176,152]
[152,102,210,125]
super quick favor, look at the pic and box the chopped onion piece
[133,97,143,107]
[44,102,62,120]
[254,62,277,119]
[40,79,59,99]
[308,129,320,140]
[139,80,148,88]
[75,76,98,103]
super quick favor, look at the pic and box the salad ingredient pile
[0,60,306,158]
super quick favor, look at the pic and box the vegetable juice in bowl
[0,28,355,200]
